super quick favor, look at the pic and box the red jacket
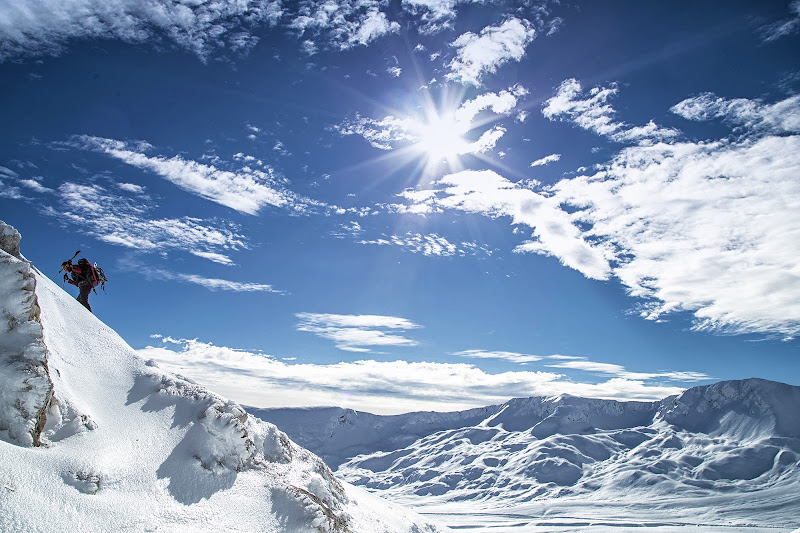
[67,263,97,287]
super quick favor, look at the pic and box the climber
[60,257,100,313]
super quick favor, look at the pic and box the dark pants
[77,284,92,313]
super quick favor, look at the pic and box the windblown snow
[253,382,800,530]
[0,220,447,532]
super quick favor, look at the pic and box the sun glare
[407,104,474,169]
[413,114,469,160]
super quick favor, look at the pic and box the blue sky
[2,0,799,414]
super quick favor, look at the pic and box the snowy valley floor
[412,499,799,532]
[392,473,800,531]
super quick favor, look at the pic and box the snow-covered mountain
[253,381,800,530]
[0,220,448,533]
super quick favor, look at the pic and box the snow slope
[0,220,449,533]
[253,383,800,531]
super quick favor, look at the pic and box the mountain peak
[661,377,800,439]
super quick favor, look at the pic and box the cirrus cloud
[0,0,283,62]
[357,232,492,257]
[53,181,247,264]
[296,313,422,353]
[71,135,319,215]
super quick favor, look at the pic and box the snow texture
[0,220,448,533]
[254,383,800,531]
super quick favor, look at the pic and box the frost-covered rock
[0,220,21,259]
[0,221,51,447]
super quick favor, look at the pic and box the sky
[1,0,799,415]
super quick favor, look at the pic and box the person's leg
[77,285,92,313]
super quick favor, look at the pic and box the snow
[0,220,448,532]
[254,386,800,531]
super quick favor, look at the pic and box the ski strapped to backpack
[93,261,108,292]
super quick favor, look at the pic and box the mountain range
[253,378,800,530]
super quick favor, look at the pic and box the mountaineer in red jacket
[61,258,99,313]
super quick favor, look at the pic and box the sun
[412,113,470,161]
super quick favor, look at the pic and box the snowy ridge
[255,381,800,529]
[0,221,447,533]
[248,405,500,470]
[660,378,800,439]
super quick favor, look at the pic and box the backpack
[77,258,107,290]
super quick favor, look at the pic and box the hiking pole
[55,250,81,279]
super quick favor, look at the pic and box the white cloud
[402,0,461,34]
[296,313,422,353]
[0,0,283,62]
[455,84,527,124]
[54,182,248,261]
[0,168,52,197]
[149,267,283,293]
[452,349,542,364]
[117,182,145,194]
[530,153,561,167]
[387,66,402,77]
[289,2,399,51]
[0,166,19,178]
[0,181,23,199]
[18,178,52,193]
[331,221,364,239]
[75,135,297,215]
[463,126,506,153]
[349,7,399,47]
[137,337,701,414]
[547,359,710,382]
[671,93,800,134]
[759,0,800,42]
[333,114,417,150]
[301,39,318,56]
[190,251,235,265]
[552,132,800,338]
[543,78,679,143]
[358,232,489,257]
[456,349,711,381]
[403,169,613,280]
[446,18,536,85]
